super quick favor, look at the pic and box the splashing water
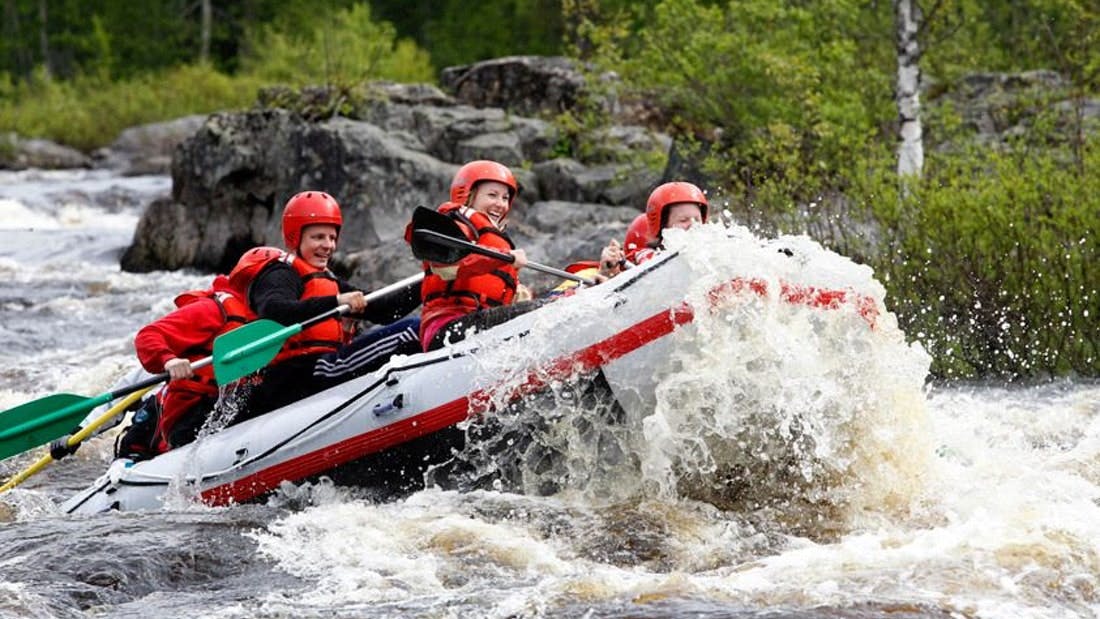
[419,221,933,543]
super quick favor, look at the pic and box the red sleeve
[134,299,225,373]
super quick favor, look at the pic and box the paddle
[409,206,596,286]
[0,365,208,462]
[0,386,153,493]
[0,272,424,461]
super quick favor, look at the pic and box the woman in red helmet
[231,191,422,418]
[555,184,708,298]
[557,183,709,294]
[415,160,547,351]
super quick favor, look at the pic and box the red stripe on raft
[707,277,878,327]
[200,277,875,506]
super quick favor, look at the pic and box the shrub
[240,4,434,87]
[839,143,1099,379]
[0,64,259,150]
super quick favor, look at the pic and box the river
[0,169,1097,618]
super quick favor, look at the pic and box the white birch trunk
[895,0,923,178]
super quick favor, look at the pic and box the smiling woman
[414,160,538,352]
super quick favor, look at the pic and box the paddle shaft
[413,230,596,286]
[0,370,180,446]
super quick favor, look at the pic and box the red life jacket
[419,203,518,320]
[228,247,346,361]
[169,280,255,390]
[154,277,255,452]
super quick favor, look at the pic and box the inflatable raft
[62,231,881,514]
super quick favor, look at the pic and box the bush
[572,0,1099,379]
[241,3,434,87]
[0,65,260,150]
[837,143,1099,380]
[575,0,892,205]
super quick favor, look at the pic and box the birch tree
[894,0,923,178]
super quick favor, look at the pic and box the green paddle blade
[212,319,301,384]
[0,392,110,460]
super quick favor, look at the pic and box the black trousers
[239,317,421,421]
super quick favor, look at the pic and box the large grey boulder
[122,56,678,293]
[122,109,454,275]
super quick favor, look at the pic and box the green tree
[241,3,433,85]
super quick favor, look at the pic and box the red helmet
[645,182,708,242]
[623,213,649,261]
[450,160,518,211]
[282,191,343,251]
[228,246,286,294]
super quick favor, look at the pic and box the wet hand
[337,291,367,313]
[599,239,624,277]
[164,357,193,381]
[510,249,528,269]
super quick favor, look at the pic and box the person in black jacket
[228,191,421,420]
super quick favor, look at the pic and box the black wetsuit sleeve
[250,262,337,325]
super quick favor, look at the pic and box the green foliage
[921,0,1100,91]
[576,0,893,206]
[0,65,260,150]
[574,0,1099,378]
[836,143,1099,380]
[241,3,434,86]
[0,2,434,149]
[368,0,565,71]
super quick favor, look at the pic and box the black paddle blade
[409,206,469,264]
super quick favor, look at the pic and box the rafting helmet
[623,213,650,259]
[228,246,286,294]
[450,160,518,213]
[645,182,708,242]
[281,191,343,252]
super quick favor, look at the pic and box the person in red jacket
[414,160,544,351]
[546,184,708,300]
[230,191,422,418]
[125,274,256,456]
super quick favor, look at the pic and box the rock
[122,56,682,292]
[93,115,208,175]
[123,109,455,274]
[441,56,586,117]
[0,133,91,170]
[929,69,1098,149]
